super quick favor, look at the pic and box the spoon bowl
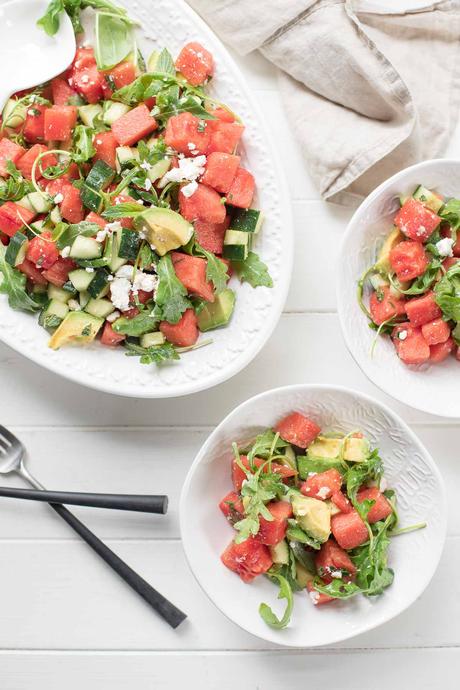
[0,0,76,110]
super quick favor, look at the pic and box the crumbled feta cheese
[105,221,122,233]
[68,299,81,311]
[60,246,71,258]
[80,75,90,84]
[96,229,108,242]
[308,472,318,477]
[132,271,158,295]
[85,267,95,273]
[138,230,147,240]
[27,110,36,117]
[54,193,64,204]
[316,486,330,500]
[309,590,320,605]
[106,310,120,323]
[436,237,454,257]
[144,178,153,191]
[140,161,152,171]
[417,225,426,237]
[96,139,102,145]
[181,180,198,198]
[331,569,343,579]
[398,330,408,341]
[187,142,197,151]
[159,154,206,188]
[110,277,132,311]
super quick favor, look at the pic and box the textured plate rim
[179,383,447,648]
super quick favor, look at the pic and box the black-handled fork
[0,425,186,629]
[0,486,168,513]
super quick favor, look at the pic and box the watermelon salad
[359,184,460,367]
[219,411,425,629]
[0,1,272,366]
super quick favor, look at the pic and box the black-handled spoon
[0,486,168,513]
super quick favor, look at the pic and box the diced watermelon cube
[71,47,97,72]
[164,112,210,154]
[201,152,240,194]
[357,487,392,524]
[46,178,70,198]
[206,104,235,122]
[430,337,455,363]
[331,491,352,513]
[111,104,158,146]
[389,240,428,281]
[315,539,356,583]
[369,285,406,325]
[179,183,226,224]
[100,321,126,347]
[160,308,199,347]
[93,131,118,169]
[85,211,107,228]
[275,412,321,449]
[207,121,244,155]
[0,202,35,237]
[443,257,460,271]
[51,76,78,105]
[394,199,441,242]
[26,231,59,270]
[392,322,430,365]
[256,501,293,546]
[17,258,47,286]
[42,257,76,287]
[103,61,137,92]
[0,139,25,176]
[219,490,244,522]
[175,42,214,86]
[171,251,215,302]
[221,537,273,583]
[307,582,335,606]
[44,106,78,141]
[231,455,296,492]
[61,162,80,181]
[301,468,343,500]
[60,185,84,223]
[226,167,255,209]
[73,64,104,104]
[16,144,58,180]
[405,291,442,327]
[421,318,451,345]
[193,216,230,254]
[331,509,368,550]
[23,104,48,143]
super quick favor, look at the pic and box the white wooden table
[2,43,460,690]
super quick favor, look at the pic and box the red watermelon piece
[179,183,226,224]
[231,455,296,492]
[207,121,244,154]
[72,64,104,104]
[394,198,441,242]
[430,337,455,363]
[315,539,356,582]
[0,139,25,176]
[256,501,293,546]
[171,252,215,302]
[103,61,137,92]
[331,491,352,513]
[175,42,214,86]
[160,308,199,347]
[421,318,451,346]
[369,286,406,325]
[357,487,392,524]
[392,323,430,365]
[23,104,48,143]
[17,259,47,286]
[51,76,77,105]
[16,145,57,180]
[219,491,244,522]
[60,184,84,223]
[164,112,211,155]
[100,322,126,347]
[201,152,240,194]
[221,537,272,583]
[111,104,158,146]
[307,582,335,606]
[301,469,343,500]
[226,167,255,209]
[193,216,230,254]
[331,509,368,550]
[71,47,97,72]
[93,131,118,169]
[26,231,59,270]
[44,106,77,141]
[389,240,429,281]
[85,212,107,229]
[42,257,76,287]
[275,412,321,449]
[0,202,35,237]
[405,291,442,327]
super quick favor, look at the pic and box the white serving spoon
[0,0,76,111]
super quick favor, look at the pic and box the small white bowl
[337,159,460,417]
[179,384,446,647]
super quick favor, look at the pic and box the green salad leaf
[72,125,96,163]
[434,263,460,322]
[0,162,34,202]
[297,454,346,479]
[102,202,145,220]
[155,254,191,324]
[154,48,176,76]
[233,251,273,288]
[391,258,442,296]
[285,519,322,550]
[112,313,158,337]
[37,0,132,36]
[95,11,135,70]
[259,573,293,630]
[440,198,460,231]
[124,341,179,365]
[0,245,42,313]
[52,221,101,250]
[191,242,228,295]
[345,448,383,508]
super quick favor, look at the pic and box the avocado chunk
[291,495,331,543]
[307,436,369,463]
[295,562,315,589]
[374,226,403,275]
[197,288,235,332]
[269,539,289,565]
[134,208,193,256]
[48,311,103,349]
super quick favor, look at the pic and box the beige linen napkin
[187,0,460,205]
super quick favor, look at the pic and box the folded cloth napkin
[187,0,460,205]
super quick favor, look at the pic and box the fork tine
[0,426,16,447]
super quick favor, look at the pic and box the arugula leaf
[346,448,383,509]
[137,243,157,271]
[239,429,288,463]
[95,11,135,70]
[155,254,191,324]
[285,520,322,550]
[297,454,346,480]
[313,578,363,600]
[193,242,228,294]
[37,0,64,35]
[154,94,216,123]
[259,573,293,630]
[112,313,158,337]
[0,162,34,202]
[434,263,460,322]
[72,125,95,164]
[124,341,179,365]
[52,221,101,250]
[351,513,396,596]
[102,202,145,220]
[0,245,42,313]
[392,258,442,296]
[440,198,460,231]
[233,251,273,288]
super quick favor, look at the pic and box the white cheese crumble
[54,193,64,204]
[331,569,343,579]
[181,180,198,198]
[80,74,90,84]
[159,154,206,188]
[436,237,454,257]
[132,271,158,295]
[116,265,134,279]
[140,161,152,171]
[110,266,158,310]
[187,142,197,151]
[144,178,153,191]
[309,590,320,605]
[106,310,120,323]
[110,277,132,311]
[316,486,330,500]
[85,267,95,273]
[398,330,408,341]
[60,246,71,258]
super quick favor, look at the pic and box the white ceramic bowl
[0,0,292,398]
[180,384,446,648]
[337,159,460,417]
